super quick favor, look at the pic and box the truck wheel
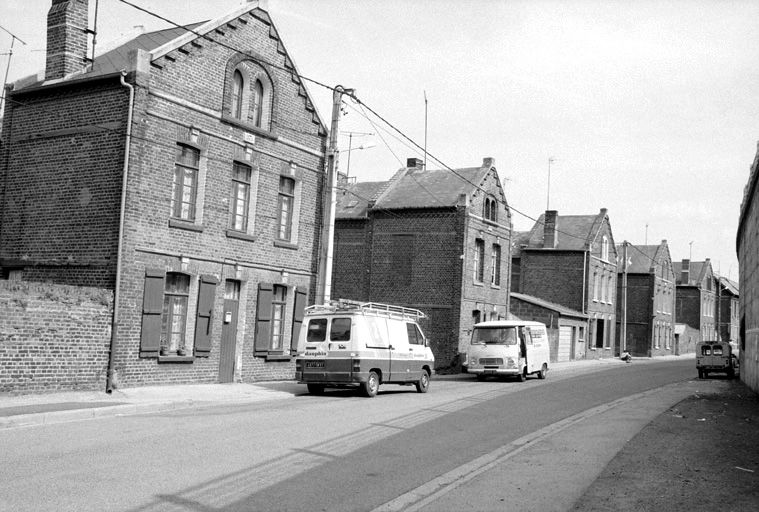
[307,384,325,395]
[362,371,380,397]
[537,363,548,380]
[416,371,430,393]
[698,369,703,379]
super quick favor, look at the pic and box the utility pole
[0,25,27,115]
[621,240,629,353]
[316,85,353,305]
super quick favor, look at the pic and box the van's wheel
[307,384,325,395]
[517,369,526,382]
[362,371,380,397]
[698,369,704,379]
[728,368,736,379]
[476,374,487,381]
[537,363,548,380]
[416,371,430,393]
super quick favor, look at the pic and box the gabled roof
[511,292,588,319]
[524,209,611,252]
[674,260,712,286]
[617,241,671,274]
[337,157,502,215]
[11,1,326,130]
[336,181,386,219]
[716,275,739,296]
[374,158,497,210]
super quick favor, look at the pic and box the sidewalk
[0,355,677,429]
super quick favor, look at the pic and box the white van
[465,320,550,381]
[295,300,435,397]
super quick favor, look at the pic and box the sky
[2,0,757,281]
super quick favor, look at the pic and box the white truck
[465,320,550,381]
[295,300,435,397]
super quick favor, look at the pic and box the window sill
[169,219,204,232]
[265,354,293,362]
[473,281,484,287]
[158,355,194,363]
[490,284,501,289]
[220,113,277,141]
[226,230,256,242]
[274,240,298,250]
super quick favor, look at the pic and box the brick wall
[0,81,128,286]
[521,251,586,310]
[738,146,759,392]
[0,280,113,394]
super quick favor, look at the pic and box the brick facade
[0,3,328,392]
[517,209,618,360]
[332,160,511,371]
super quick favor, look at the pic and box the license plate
[305,361,325,368]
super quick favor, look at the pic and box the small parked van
[295,300,434,397]
[696,340,738,379]
[465,320,550,381]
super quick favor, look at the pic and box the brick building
[332,157,512,370]
[715,275,739,344]
[737,141,759,392]
[510,292,588,362]
[615,240,676,357]
[673,259,717,347]
[0,0,327,391]
[515,209,618,359]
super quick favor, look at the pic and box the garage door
[558,326,572,362]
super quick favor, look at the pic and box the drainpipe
[106,71,134,393]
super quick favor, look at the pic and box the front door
[219,280,240,383]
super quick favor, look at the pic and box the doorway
[219,280,240,383]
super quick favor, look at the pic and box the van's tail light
[295,359,302,372]
[352,359,361,373]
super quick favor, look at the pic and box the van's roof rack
[305,299,426,320]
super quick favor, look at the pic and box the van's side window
[407,323,425,345]
[330,318,352,341]
[307,319,327,342]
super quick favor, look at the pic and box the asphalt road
[1,358,695,512]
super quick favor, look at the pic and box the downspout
[106,71,134,393]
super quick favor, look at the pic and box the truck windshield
[472,327,518,345]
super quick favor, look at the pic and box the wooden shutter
[290,287,307,354]
[140,269,165,357]
[194,274,218,357]
[255,283,273,355]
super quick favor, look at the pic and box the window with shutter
[255,283,274,354]
[140,269,166,357]
[194,275,218,357]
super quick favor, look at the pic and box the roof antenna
[0,25,27,114]
[423,90,428,170]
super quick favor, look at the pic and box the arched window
[601,236,609,261]
[231,70,244,119]
[252,79,264,128]
[483,197,497,222]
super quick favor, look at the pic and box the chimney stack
[544,210,558,248]
[45,0,89,81]
[406,157,424,170]
[681,259,690,284]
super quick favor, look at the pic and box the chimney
[544,210,558,248]
[406,157,424,169]
[45,0,89,81]
[681,259,690,284]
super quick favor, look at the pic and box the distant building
[674,259,717,347]
[516,209,618,359]
[332,157,512,370]
[615,240,676,357]
[509,231,531,293]
[0,0,327,391]
[737,141,759,392]
[715,275,739,344]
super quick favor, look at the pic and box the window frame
[474,238,485,283]
[491,243,501,287]
[231,69,244,119]
[230,161,252,232]
[171,144,200,222]
[277,176,296,242]
[269,285,288,351]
